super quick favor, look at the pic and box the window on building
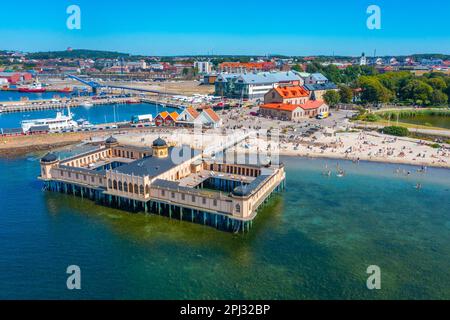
[202,198,206,204]
[134,184,139,194]
[181,194,185,201]
[213,199,217,206]
[192,195,195,202]
[139,185,144,195]
[235,204,241,213]
[118,181,123,191]
[171,192,175,199]
[124,183,128,192]
[113,180,117,190]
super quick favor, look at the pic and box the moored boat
[18,82,46,93]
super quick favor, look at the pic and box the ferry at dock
[21,106,78,133]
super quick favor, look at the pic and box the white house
[194,61,212,74]
[194,108,222,128]
[178,106,200,122]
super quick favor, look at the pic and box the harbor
[0,96,141,113]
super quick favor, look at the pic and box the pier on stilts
[39,134,286,233]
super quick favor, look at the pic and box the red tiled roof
[298,100,325,110]
[274,86,309,99]
[186,106,200,119]
[203,108,221,122]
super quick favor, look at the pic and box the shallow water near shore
[0,154,449,299]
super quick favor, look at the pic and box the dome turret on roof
[232,185,250,197]
[41,152,58,163]
[152,137,167,147]
[105,136,118,144]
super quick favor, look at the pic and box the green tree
[291,64,303,72]
[357,76,392,104]
[323,90,341,106]
[426,77,447,91]
[399,79,433,105]
[430,90,448,106]
[338,85,353,103]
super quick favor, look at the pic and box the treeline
[27,49,130,60]
[297,61,450,107]
[293,61,378,84]
[356,72,450,106]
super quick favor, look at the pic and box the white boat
[81,101,94,107]
[21,106,78,133]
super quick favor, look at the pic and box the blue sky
[0,0,449,56]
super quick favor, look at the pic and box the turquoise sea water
[0,153,449,299]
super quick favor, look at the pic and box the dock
[0,97,141,114]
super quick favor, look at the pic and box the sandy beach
[114,128,450,169]
[1,126,449,169]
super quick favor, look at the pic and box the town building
[264,86,310,105]
[202,73,218,85]
[125,60,147,71]
[0,72,33,84]
[155,111,179,126]
[195,108,222,128]
[178,106,200,122]
[215,71,303,101]
[303,73,329,85]
[39,137,286,232]
[218,61,276,73]
[360,52,367,66]
[194,61,212,74]
[177,107,222,128]
[156,108,222,128]
[303,82,338,101]
[259,100,329,121]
